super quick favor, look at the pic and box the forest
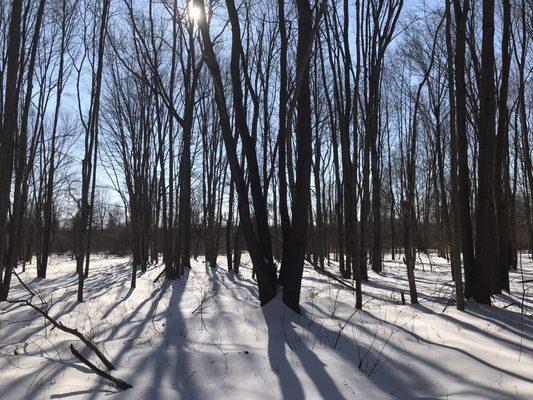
[0,0,532,398]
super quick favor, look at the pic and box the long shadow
[310,265,454,306]
[205,258,220,295]
[294,304,518,399]
[141,267,204,400]
[286,273,533,398]
[84,280,172,400]
[11,257,133,305]
[100,285,135,320]
[310,295,533,384]
[272,300,469,399]
[7,257,199,399]
[102,278,170,343]
[371,318,525,398]
[494,290,533,315]
[404,302,533,355]
[3,254,533,399]
[224,270,259,298]
[0,288,101,398]
[262,297,305,399]
[374,304,533,385]
[0,351,99,400]
[0,256,163,399]
[287,317,350,398]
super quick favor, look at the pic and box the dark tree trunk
[197,0,277,305]
[0,0,24,300]
[75,0,110,302]
[281,0,314,313]
[454,0,475,298]
[39,0,63,279]
[445,0,465,310]
[472,0,498,303]
[494,0,512,292]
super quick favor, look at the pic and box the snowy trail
[0,253,532,399]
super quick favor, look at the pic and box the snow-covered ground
[1,252,532,399]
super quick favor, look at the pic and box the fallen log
[70,345,132,390]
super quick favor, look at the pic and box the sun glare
[189,3,202,21]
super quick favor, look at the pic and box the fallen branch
[153,269,165,283]
[8,270,117,371]
[271,232,358,292]
[304,256,356,292]
[6,298,116,371]
[314,266,357,292]
[70,345,132,390]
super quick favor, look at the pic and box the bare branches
[70,345,132,390]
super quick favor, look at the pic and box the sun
[188,2,202,21]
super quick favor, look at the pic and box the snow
[1,253,532,399]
